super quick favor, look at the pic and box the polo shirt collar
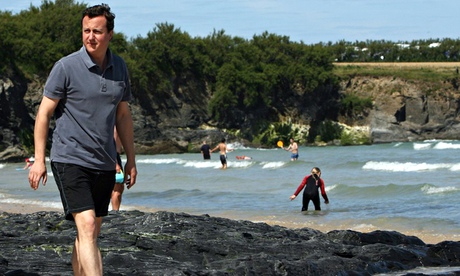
[79,45,114,70]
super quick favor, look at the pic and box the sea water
[1,140,459,244]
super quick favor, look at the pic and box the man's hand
[28,162,47,190]
[124,161,137,189]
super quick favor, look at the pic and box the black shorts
[220,154,227,165]
[51,162,115,221]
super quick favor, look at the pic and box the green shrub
[315,120,343,143]
[340,128,372,146]
[340,94,373,117]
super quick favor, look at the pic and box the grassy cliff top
[333,62,460,82]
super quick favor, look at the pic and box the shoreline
[1,202,457,245]
[0,201,62,214]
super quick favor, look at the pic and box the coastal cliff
[339,75,460,143]
[1,210,460,275]
[1,70,460,161]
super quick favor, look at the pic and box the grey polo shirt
[44,46,131,171]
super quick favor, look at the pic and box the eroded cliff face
[340,76,460,143]
[1,74,460,161]
[0,75,231,161]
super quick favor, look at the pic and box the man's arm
[116,102,137,189]
[114,127,123,153]
[29,96,59,190]
[114,127,123,173]
[210,144,219,153]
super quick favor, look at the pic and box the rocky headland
[2,65,460,161]
[1,210,460,275]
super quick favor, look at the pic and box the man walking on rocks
[28,4,137,275]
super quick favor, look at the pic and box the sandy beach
[0,201,61,214]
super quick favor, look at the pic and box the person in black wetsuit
[200,140,211,160]
[290,167,329,211]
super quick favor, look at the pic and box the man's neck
[89,50,108,70]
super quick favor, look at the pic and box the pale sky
[4,0,459,44]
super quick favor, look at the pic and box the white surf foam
[260,161,285,169]
[421,185,459,194]
[413,143,432,150]
[363,161,452,172]
[228,161,254,168]
[325,184,337,192]
[449,164,460,171]
[137,158,183,164]
[0,198,61,209]
[182,161,221,169]
[433,141,460,149]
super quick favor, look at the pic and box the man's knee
[74,210,98,236]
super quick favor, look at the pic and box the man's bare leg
[72,210,103,275]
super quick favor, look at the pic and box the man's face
[82,15,113,58]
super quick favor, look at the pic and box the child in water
[290,167,329,211]
[23,158,34,170]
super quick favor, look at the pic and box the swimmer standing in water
[210,138,233,169]
[284,138,299,161]
[290,167,329,211]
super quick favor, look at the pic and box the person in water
[200,140,211,160]
[23,158,34,170]
[284,138,298,161]
[236,155,251,160]
[290,167,329,211]
[210,138,232,169]
[111,127,125,211]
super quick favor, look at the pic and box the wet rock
[0,210,459,275]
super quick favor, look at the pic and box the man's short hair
[82,3,115,32]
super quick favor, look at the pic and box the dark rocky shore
[1,210,459,276]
